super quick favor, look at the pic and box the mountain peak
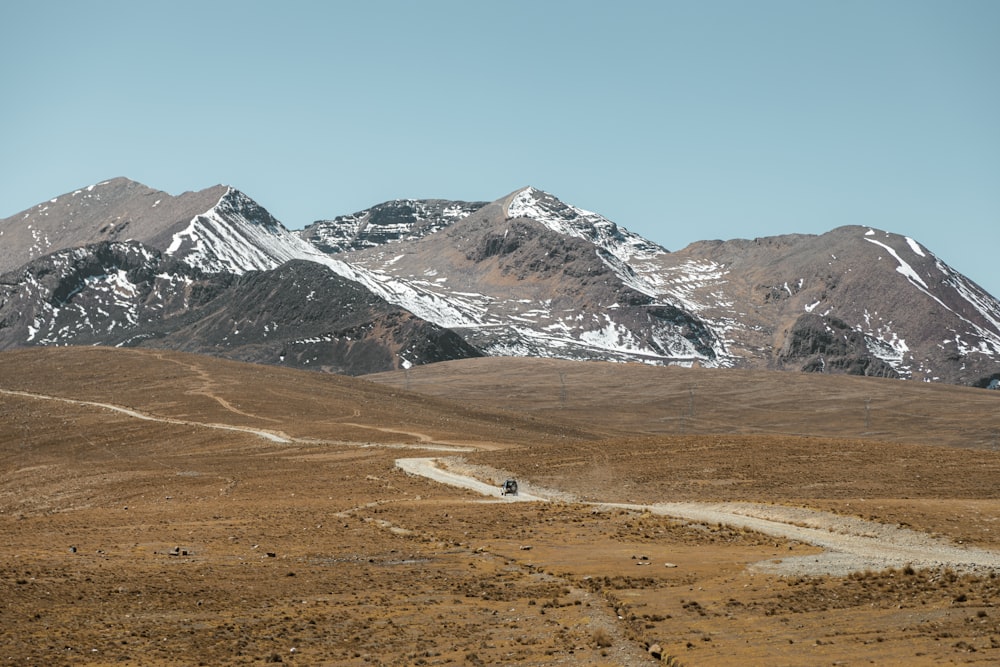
[501,185,668,264]
[0,178,230,274]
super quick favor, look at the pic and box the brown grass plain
[2,347,1000,666]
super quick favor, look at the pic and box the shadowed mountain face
[0,243,479,375]
[1,178,997,385]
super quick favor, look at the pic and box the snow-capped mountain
[333,187,720,365]
[164,187,322,274]
[641,226,1000,386]
[1,178,998,387]
[507,186,668,274]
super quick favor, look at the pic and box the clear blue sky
[3,1,998,297]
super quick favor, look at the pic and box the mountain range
[1,177,998,388]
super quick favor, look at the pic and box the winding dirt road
[396,457,1000,576]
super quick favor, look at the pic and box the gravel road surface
[397,457,1000,576]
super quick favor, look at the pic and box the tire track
[151,352,281,423]
[1,388,293,443]
[0,388,472,451]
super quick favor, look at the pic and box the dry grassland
[2,347,1000,665]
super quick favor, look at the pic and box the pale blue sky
[3,1,998,296]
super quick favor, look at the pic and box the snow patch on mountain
[864,237,928,289]
[578,315,651,355]
[473,320,709,365]
[167,188,324,274]
[321,258,494,329]
[655,260,730,314]
[864,327,912,377]
[937,260,1000,337]
[303,199,484,254]
[906,237,925,257]
[645,259,736,363]
[862,234,999,360]
[159,191,509,340]
[933,261,1000,359]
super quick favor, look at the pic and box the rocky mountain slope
[300,198,486,254]
[330,186,1000,387]
[0,177,327,276]
[646,227,1000,386]
[0,240,478,375]
[333,187,719,364]
[1,178,998,386]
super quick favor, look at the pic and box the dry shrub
[592,628,613,648]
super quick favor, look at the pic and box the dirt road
[395,457,545,500]
[397,457,1000,576]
